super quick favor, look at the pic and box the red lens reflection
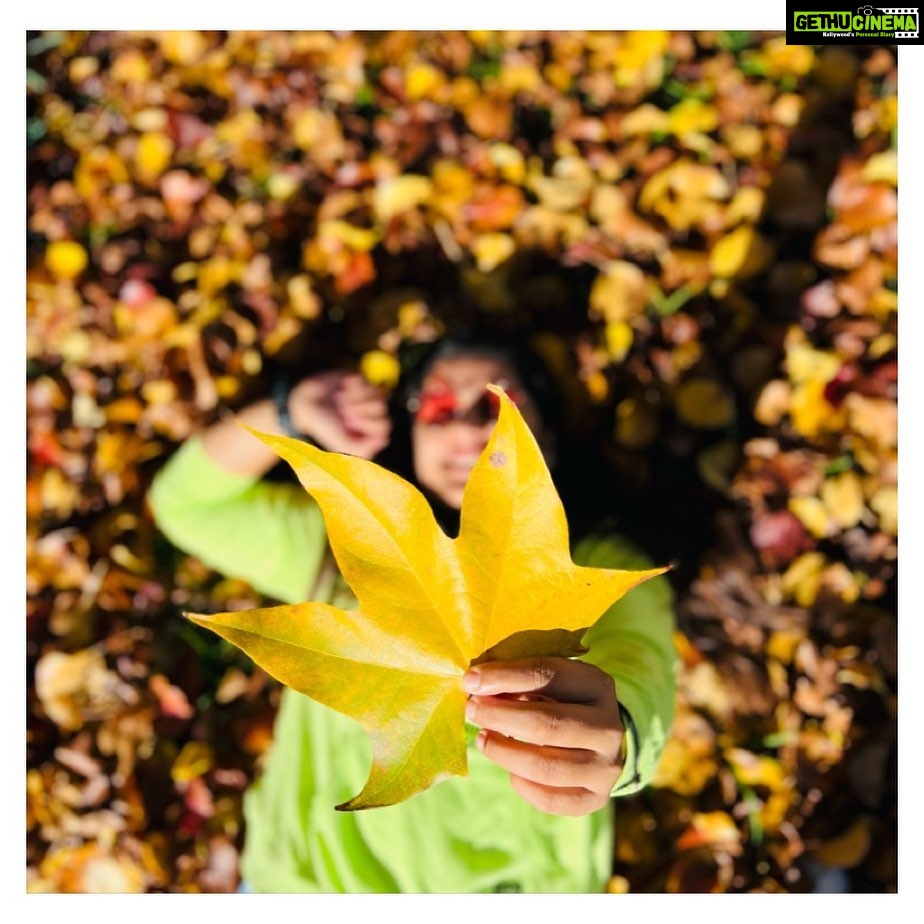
[414,387,520,426]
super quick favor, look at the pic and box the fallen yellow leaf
[405,62,445,101]
[668,98,718,136]
[870,485,897,535]
[605,320,634,362]
[135,131,174,181]
[820,471,865,530]
[676,810,741,851]
[373,175,433,224]
[171,741,215,784]
[472,232,516,272]
[861,149,897,187]
[359,350,401,389]
[589,260,650,323]
[45,241,88,281]
[788,495,832,540]
[709,226,774,279]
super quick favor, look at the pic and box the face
[410,353,548,510]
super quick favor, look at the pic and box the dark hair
[396,332,563,433]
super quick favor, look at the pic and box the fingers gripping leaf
[186,386,667,809]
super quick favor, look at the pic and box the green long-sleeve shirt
[149,436,677,893]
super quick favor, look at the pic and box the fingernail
[475,728,487,751]
[462,670,481,693]
[465,698,478,721]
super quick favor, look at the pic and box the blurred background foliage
[26,30,897,893]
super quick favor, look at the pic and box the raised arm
[201,371,391,476]
[148,370,391,604]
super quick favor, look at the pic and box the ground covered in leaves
[26,31,897,893]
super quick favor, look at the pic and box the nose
[443,418,493,454]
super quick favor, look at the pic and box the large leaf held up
[186,386,667,810]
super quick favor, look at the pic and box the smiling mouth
[442,457,481,486]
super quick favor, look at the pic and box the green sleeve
[147,436,328,605]
[573,532,678,797]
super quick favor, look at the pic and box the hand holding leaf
[186,386,666,809]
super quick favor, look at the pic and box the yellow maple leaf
[186,388,666,810]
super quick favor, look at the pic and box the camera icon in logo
[857,5,877,13]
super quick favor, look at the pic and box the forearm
[148,435,328,604]
[201,373,391,478]
[201,398,286,477]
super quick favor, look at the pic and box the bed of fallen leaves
[26,31,897,893]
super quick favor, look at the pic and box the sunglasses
[408,381,523,427]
